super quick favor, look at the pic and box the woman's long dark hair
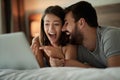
[39,5,68,46]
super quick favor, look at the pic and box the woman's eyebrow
[54,20,61,22]
[44,20,50,22]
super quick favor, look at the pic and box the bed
[0,67,120,80]
[0,3,120,80]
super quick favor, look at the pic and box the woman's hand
[31,37,40,56]
[31,36,45,67]
[39,45,64,59]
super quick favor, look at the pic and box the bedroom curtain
[2,0,26,34]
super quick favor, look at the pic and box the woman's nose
[48,25,55,32]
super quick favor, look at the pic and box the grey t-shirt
[77,26,120,68]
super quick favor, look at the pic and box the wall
[24,0,120,27]
[96,3,120,27]
[0,0,2,34]
[24,0,120,12]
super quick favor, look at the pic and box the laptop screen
[0,32,40,69]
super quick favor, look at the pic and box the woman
[31,5,77,67]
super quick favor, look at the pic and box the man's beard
[69,25,83,45]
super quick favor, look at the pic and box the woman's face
[44,14,62,45]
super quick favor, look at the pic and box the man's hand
[50,57,65,67]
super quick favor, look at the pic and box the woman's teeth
[49,33,56,39]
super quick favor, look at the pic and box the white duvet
[0,67,120,80]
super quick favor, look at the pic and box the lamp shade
[29,14,42,37]
[30,21,40,37]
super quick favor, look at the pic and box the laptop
[0,32,40,69]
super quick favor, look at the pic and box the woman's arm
[31,36,45,67]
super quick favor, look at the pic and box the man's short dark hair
[65,1,98,27]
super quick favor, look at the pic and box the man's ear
[78,18,86,29]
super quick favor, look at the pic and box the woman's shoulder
[62,44,77,50]
[62,44,77,57]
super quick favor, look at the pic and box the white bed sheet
[0,67,120,80]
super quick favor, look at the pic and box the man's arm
[64,59,93,68]
[63,45,93,68]
[102,28,120,67]
[107,55,120,67]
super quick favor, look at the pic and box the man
[61,1,120,68]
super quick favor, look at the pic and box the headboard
[95,3,120,27]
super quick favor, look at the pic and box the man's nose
[62,24,67,32]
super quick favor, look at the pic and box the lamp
[29,14,42,37]
[30,20,40,37]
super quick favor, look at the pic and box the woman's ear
[78,18,86,29]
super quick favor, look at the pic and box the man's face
[62,12,83,45]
